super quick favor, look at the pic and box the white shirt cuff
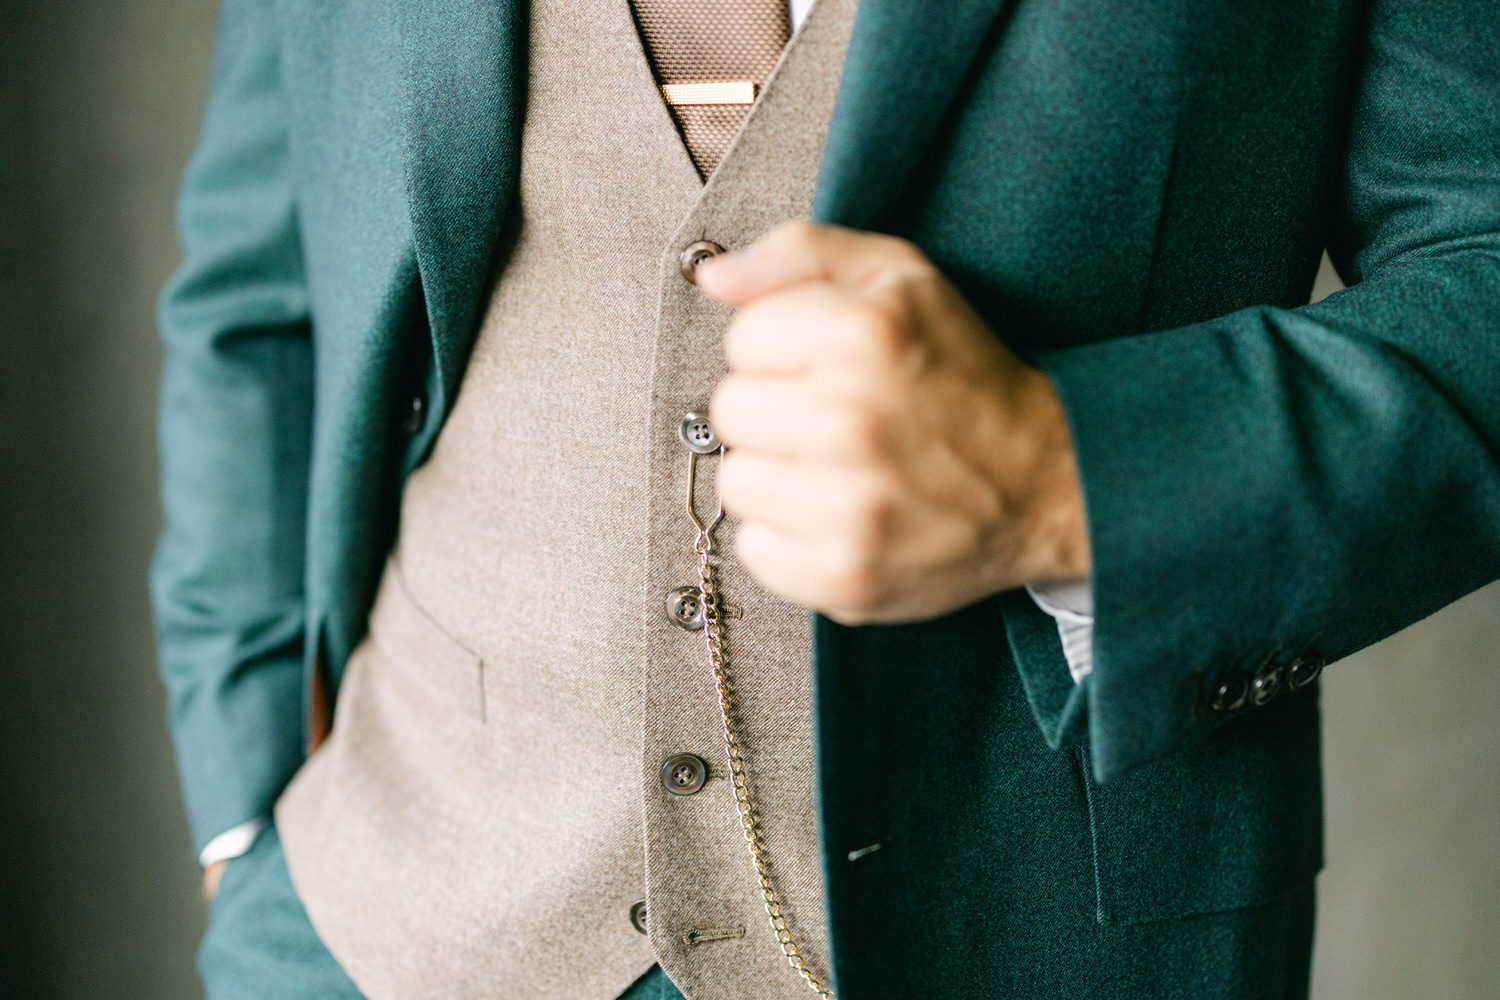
[1025,578,1095,685]
[198,816,270,868]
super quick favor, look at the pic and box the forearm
[1038,250,1500,779]
[152,0,315,853]
[1008,0,1500,781]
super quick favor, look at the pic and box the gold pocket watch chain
[685,445,834,998]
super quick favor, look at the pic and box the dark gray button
[1210,673,1249,713]
[661,753,708,795]
[630,899,648,935]
[1287,655,1324,691]
[1251,665,1283,706]
[679,239,726,282]
[401,392,426,435]
[665,586,705,630]
[678,412,719,454]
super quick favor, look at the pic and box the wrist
[991,364,1092,585]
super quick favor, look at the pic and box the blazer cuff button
[1251,665,1283,706]
[1287,655,1324,691]
[1209,672,1250,713]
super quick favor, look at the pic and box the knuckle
[822,539,884,611]
[733,520,764,566]
[786,218,821,242]
[854,294,918,367]
[838,485,896,549]
[880,233,933,269]
[722,303,769,366]
[770,218,820,254]
[706,385,738,439]
[823,604,875,627]
[828,404,890,456]
[735,522,781,581]
[720,315,749,367]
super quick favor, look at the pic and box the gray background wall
[0,1,1496,997]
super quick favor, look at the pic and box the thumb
[692,220,929,306]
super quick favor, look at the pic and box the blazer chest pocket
[363,557,487,724]
[1079,697,1324,926]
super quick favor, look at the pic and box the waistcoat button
[629,899,649,935]
[661,753,708,795]
[678,411,719,453]
[679,239,726,282]
[665,586,706,630]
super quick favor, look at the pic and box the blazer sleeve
[149,0,313,855]
[1025,0,1500,783]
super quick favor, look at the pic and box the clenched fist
[694,220,1090,626]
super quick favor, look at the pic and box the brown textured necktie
[628,0,794,179]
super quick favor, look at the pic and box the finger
[721,281,912,375]
[693,219,932,306]
[710,375,894,460]
[734,520,851,613]
[720,449,877,537]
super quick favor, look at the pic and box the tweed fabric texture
[628,0,793,177]
[274,0,855,997]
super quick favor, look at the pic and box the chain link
[685,447,834,998]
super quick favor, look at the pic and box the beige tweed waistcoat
[274,0,858,997]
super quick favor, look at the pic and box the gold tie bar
[660,80,758,106]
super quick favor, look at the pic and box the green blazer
[153,0,1500,995]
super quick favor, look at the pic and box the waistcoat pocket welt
[364,555,487,724]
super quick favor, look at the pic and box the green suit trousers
[198,826,689,1000]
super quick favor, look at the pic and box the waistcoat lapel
[396,0,529,418]
[812,0,1014,232]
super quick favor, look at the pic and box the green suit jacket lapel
[812,0,1015,231]
[397,0,528,420]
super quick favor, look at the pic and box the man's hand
[203,858,228,900]
[694,221,1090,626]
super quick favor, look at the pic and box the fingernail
[694,252,734,283]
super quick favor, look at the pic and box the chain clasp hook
[685,446,725,549]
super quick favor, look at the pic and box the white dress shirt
[1027,578,1095,683]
